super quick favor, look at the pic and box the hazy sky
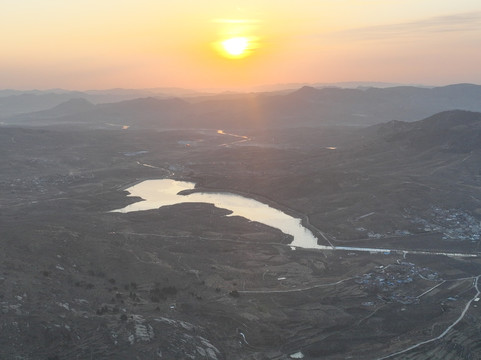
[1,0,481,90]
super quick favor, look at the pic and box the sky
[1,0,481,91]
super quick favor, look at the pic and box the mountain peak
[53,97,94,110]
[291,85,319,95]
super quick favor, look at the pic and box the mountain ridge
[3,84,481,129]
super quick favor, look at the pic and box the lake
[111,179,477,257]
[111,179,326,249]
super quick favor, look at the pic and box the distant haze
[3,84,481,129]
[1,1,481,90]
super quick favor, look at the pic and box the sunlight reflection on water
[111,179,477,257]
[111,179,323,249]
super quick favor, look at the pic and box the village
[355,261,440,305]
[423,206,481,242]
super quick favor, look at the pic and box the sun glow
[215,36,259,59]
[211,18,260,60]
[222,37,249,56]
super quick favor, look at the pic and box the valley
[2,108,481,359]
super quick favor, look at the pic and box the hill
[3,84,481,129]
[363,110,481,153]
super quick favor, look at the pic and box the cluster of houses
[413,206,481,242]
[355,261,439,304]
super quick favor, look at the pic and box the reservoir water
[111,179,477,257]
[111,179,324,249]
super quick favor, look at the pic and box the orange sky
[1,0,481,90]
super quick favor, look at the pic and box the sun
[214,36,258,59]
[211,18,260,60]
[221,37,249,57]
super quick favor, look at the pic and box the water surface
[111,179,477,257]
[111,179,323,249]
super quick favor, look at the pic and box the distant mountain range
[2,83,481,129]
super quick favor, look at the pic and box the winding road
[375,275,481,360]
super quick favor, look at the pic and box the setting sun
[222,37,248,57]
[215,36,259,59]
